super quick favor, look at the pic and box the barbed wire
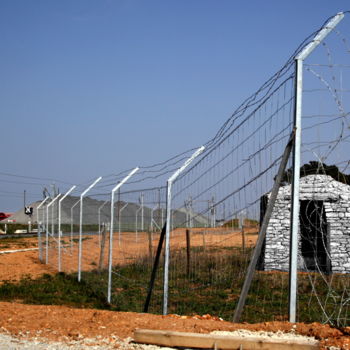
[38,12,350,323]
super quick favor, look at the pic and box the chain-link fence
[37,12,350,326]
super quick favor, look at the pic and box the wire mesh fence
[36,12,350,326]
[105,186,166,312]
[293,19,350,326]
[164,34,295,320]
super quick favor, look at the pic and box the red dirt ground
[0,231,350,349]
[0,251,55,283]
[58,228,259,274]
[0,302,349,349]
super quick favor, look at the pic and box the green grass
[0,247,349,326]
[0,273,108,309]
[0,237,34,249]
[72,237,92,243]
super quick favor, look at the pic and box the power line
[0,171,74,185]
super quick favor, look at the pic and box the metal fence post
[150,204,158,232]
[78,177,102,282]
[36,197,49,262]
[163,146,205,315]
[288,12,344,323]
[211,196,216,228]
[140,193,144,231]
[107,167,139,303]
[42,200,48,257]
[51,201,55,243]
[118,203,128,246]
[158,188,162,227]
[189,196,193,228]
[135,205,141,242]
[98,200,109,246]
[45,194,61,264]
[70,198,81,252]
[58,185,76,272]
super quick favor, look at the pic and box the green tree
[280,161,350,185]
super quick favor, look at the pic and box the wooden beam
[134,329,319,350]
[98,224,107,272]
[143,222,167,312]
[186,229,191,277]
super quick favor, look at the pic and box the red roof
[0,213,12,221]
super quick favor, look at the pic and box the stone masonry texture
[263,175,350,273]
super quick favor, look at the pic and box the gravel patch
[0,333,120,349]
[0,333,175,350]
[211,328,319,345]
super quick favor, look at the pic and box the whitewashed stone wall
[263,175,350,273]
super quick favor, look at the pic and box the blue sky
[1,1,349,211]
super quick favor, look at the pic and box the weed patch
[0,247,349,325]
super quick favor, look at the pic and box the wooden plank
[186,229,191,277]
[134,329,319,350]
[98,224,107,272]
[241,226,245,253]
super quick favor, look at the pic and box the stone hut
[260,174,350,274]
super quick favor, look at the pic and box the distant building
[0,212,12,221]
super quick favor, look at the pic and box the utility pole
[24,190,28,233]
[51,183,57,197]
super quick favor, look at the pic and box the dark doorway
[257,194,268,270]
[299,200,330,273]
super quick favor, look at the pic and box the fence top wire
[56,12,350,199]
[130,15,343,179]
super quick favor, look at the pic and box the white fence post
[150,204,159,232]
[288,12,344,323]
[58,185,76,272]
[118,203,129,246]
[135,205,141,242]
[70,199,81,252]
[211,196,216,228]
[163,146,205,315]
[140,193,144,231]
[98,200,109,246]
[36,197,50,262]
[78,177,102,282]
[45,194,61,264]
[107,167,139,303]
